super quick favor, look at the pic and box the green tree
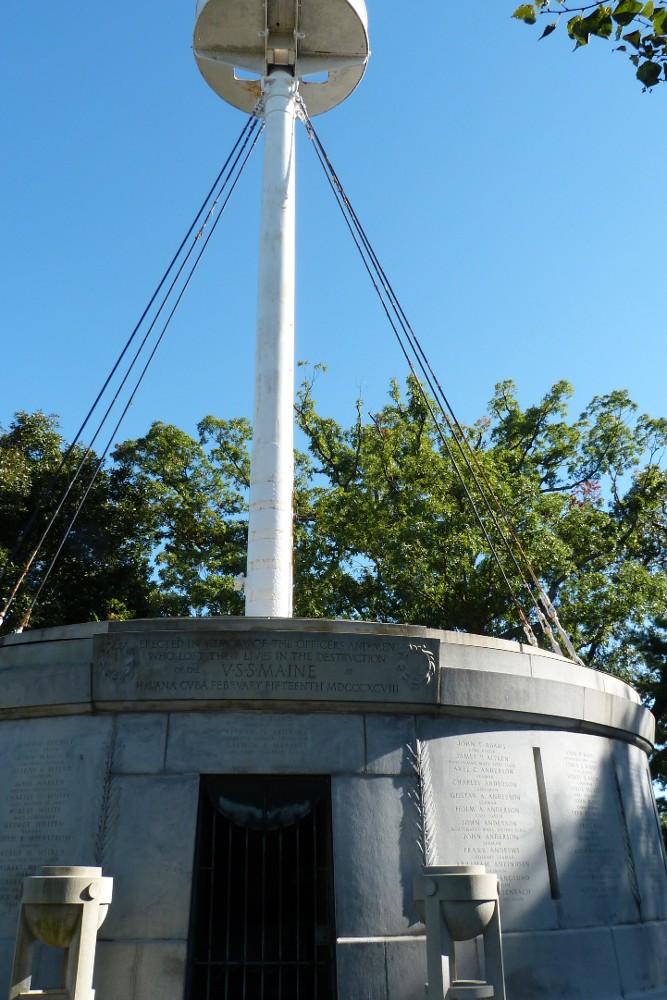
[0,411,157,631]
[111,416,251,616]
[512,0,667,88]
[293,375,667,658]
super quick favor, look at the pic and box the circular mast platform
[194,0,369,115]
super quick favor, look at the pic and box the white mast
[193,0,369,617]
[246,69,297,616]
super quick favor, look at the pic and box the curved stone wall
[0,617,665,999]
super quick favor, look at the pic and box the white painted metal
[245,70,297,617]
[193,0,369,116]
[193,0,369,617]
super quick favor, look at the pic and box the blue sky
[2,2,665,451]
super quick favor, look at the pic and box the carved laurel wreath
[398,644,436,689]
[99,639,137,683]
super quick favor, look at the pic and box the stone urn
[414,864,506,1000]
[10,865,113,1000]
[419,865,499,940]
[22,866,112,949]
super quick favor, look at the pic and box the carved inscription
[0,737,76,906]
[562,749,618,903]
[623,752,667,880]
[93,631,439,705]
[445,739,536,903]
[217,717,302,765]
[615,748,667,919]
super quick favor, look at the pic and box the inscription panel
[419,720,556,931]
[612,741,667,921]
[0,716,112,933]
[93,631,439,705]
[539,731,639,926]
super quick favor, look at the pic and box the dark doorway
[186,775,337,999]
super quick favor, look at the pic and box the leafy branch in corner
[512,0,667,88]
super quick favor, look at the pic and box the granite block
[440,641,532,677]
[99,775,199,940]
[418,719,557,932]
[537,730,640,926]
[503,926,620,999]
[0,638,92,669]
[336,939,387,1000]
[135,940,188,1000]
[1,623,102,644]
[113,714,168,774]
[332,776,422,937]
[93,628,439,707]
[166,711,365,774]
[602,671,641,702]
[365,715,417,775]
[529,653,603,689]
[90,941,138,1000]
[582,686,621,730]
[613,920,667,995]
[0,662,91,713]
[612,742,667,921]
[385,936,427,1000]
[439,668,586,723]
[582,687,654,743]
[0,715,114,935]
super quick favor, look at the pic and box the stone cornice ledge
[0,618,655,750]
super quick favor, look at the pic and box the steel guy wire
[6,116,264,629]
[0,113,262,597]
[301,108,583,657]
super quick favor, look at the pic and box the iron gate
[186,775,337,999]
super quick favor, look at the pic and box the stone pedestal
[414,866,505,1000]
[9,866,112,1000]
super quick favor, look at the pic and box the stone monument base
[0,617,665,999]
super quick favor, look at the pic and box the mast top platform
[194,0,369,115]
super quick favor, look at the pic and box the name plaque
[93,630,439,705]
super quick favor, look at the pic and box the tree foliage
[294,375,667,661]
[512,0,667,88]
[0,412,157,629]
[1,379,666,785]
[111,417,250,617]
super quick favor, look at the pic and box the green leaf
[643,1,655,15]
[652,6,667,32]
[584,7,614,38]
[568,14,590,44]
[540,21,558,37]
[598,13,615,37]
[512,4,537,23]
[637,57,663,83]
[612,0,644,25]
[623,28,643,46]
